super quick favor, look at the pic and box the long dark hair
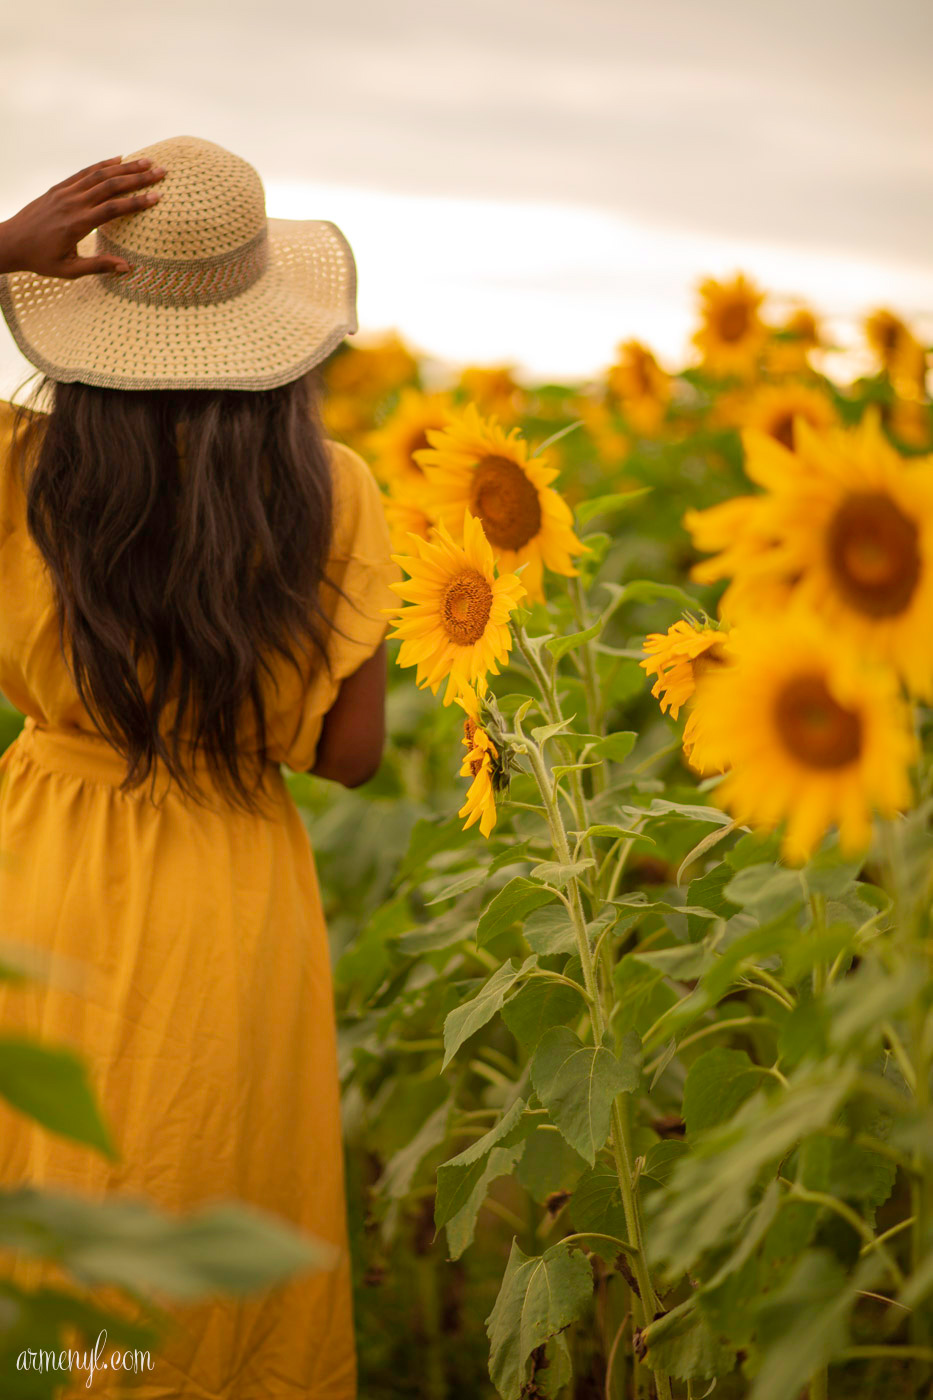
[8,368,336,812]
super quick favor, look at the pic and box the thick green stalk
[524,737,671,1400]
[568,576,607,797]
[808,1367,828,1400]
[513,623,598,902]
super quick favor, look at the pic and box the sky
[1,0,931,388]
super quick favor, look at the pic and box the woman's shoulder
[324,437,390,562]
[325,436,379,495]
[0,396,47,468]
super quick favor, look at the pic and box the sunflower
[455,687,499,837]
[640,619,729,720]
[365,388,456,491]
[456,366,524,423]
[692,273,769,379]
[607,340,670,435]
[386,512,526,705]
[383,487,435,554]
[641,620,733,777]
[864,310,928,390]
[322,332,419,399]
[689,612,916,863]
[685,413,933,696]
[414,403,585,602]
[888,395,933,452]
[684,492,787,618]
[742,381,838,451]
[765,307,824,375]
[572,393,630,466]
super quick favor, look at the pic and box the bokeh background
[1,0,932,391]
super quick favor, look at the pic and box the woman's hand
[0,155,166,280]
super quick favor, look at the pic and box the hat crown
[101,136,267,260]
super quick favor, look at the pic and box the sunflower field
[294,275,933,1400]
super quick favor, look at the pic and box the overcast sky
[1,0,931,383]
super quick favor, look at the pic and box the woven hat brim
[0,218,358,392]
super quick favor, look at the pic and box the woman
[0,135,399,1397]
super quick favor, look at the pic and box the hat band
[96,225,269,308]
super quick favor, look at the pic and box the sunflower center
[690,642,727,681]
[878,321,902,354]
[771,413,796,451]
[470,456,542,551]
[718,302,750,343]
[630,354,653,397]
[774,674,862,769]
[442,569,493,644]
[826,491,920,617]
[407,429,431,474]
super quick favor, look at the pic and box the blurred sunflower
[690,612,916,862]
[887,395,933,452]
[386,512,526,705]
[572,393,630,466]
[607,340,670,435]
[455,687,500,837]
[383,487,435,554]
[456,366,525,424]
[684,493,786,616]
[864,309,928,390]
[765,307,825,375]
[743,381,838,450]
[685,413,933,697]
[693,273,769,379]
[322,332,419,399]
[320,395,372,445]
[415,403,585,602]
[366,388,456,491]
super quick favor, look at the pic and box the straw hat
[0,135,359,392]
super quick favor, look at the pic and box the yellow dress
[0,400,399,1398]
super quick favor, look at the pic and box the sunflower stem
[569,574,608,796]
[523,735,669,1396]
[881,817,932,1369]
[514,621,599,903]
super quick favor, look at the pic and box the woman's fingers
[49,156,124,193]
[82,167,165,205]
[70,187,164,238]
[75,157,159,193]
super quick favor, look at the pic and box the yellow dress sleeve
[277,440,401,772]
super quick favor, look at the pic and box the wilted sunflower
[414,403,585,602]
[692,273,769,379]
[607,340,670,435]
[383,487,435,554]
[366,388,456,491]
[386,512,526,705]
[455,687,500,838]
[686,412,933,697]
[742,381,838,450]
[690,612,916,863]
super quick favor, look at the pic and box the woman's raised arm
[0,156,166,279]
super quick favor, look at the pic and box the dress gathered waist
[5,715,279,799]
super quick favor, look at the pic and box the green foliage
[300,356,933,1397]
